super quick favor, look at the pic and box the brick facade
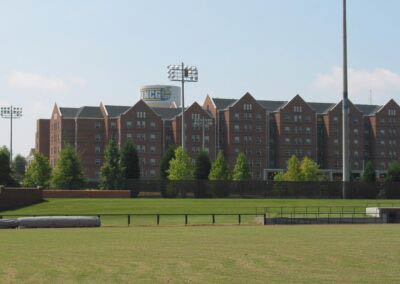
[36,94,400,181]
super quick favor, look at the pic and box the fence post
[263,213,266,225]
[238,214,241,225]
[128,215,131,226]
[157,214,160,225]
[185,214,188,225]
[212,214,215,224]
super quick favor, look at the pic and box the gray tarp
[0,219,19,229]
[18,216,101,228]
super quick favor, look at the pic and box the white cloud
[6,71,68,91]
[311,67,400,104]
[6,71,87,92]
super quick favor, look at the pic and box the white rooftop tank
[140,85,181,108]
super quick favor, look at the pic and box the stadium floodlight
[342,0,350,197]
[167,62,199,150]
[0,106,23,162]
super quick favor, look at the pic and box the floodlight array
[167,64,198,82]
[0,106,23,118]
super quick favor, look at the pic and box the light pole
[167,63,198,150]
[0,106,23,162]
[342,0,350,193]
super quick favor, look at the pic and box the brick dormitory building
[35,92,400,181]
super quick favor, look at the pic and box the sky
[1,0,400,156]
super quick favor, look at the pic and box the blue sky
[1,0,400,155]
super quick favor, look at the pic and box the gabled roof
[257,100,287,112]
[104,105,131,118]
[354,104,382,116]
[151,107,182,119]
[308,102,336,114]
[59,107,79,118]
[212,98,237,109]
[76,106,103,118]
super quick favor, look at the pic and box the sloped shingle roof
[76,106,103,118]
[104,105,131,118]
[151,107,182,119]
[59,107,79,118]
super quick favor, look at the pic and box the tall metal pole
[181,62,185,150]
[202,117,205,150]
[10,105,13,163]
[342,0,350,189]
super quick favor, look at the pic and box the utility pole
[342,0,350,194]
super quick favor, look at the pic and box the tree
[100,139,123,189]
[12,154,27,183]
[232,152,251,181]
[51,145,85,189]
[274,155,325,181]
[120,140,140,180]
[362,161,376,182]
[282,155,302,181]
[209,151,230,180]
[194,151,211,180]
[386,162,400,182]
[299,156,325,181]
[0,146,16,186]
[160,145,175,179]
[167,147,194,180]
[24,153,52,188]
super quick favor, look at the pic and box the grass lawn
[2,198,400,215]
[2,198,400,226]
[0,225,399,283]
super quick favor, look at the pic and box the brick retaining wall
[43,190,131,198]
[0,187,43,211]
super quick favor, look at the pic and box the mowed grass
[0,225,399,283]
[2,198,400,215]
[2,198,400,226]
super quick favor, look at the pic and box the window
[234,124,240,132]
[256,125,262,132]
[150,146,156,153]
[137,111,146,119]
[334,139,339,144]
[305,138,311,145]
[95,159,101,166]
[388,109,397,116]
[150,122,156,129]
[293,106,303,113]
[284,126,290,133]
[95,134,101,142]
[150,134,156,141]
[256,113,262,120]
[149,170,156,177]
[150,158,156,166]
[256,136,261,144]
[354,151,359,157]
[95,121,101,129]
[305,127,311,134]
[285,138,290,144]
[127,133,132,139]
[244,113,252,120]
[284,114,291,121]
[192,113,201,121]
[233,113,240,120]
[353,128,359,135]
[126,121,132,128]
[95,146,101,154]
[353,118,359,124]
[204,136,209,143]
[111,122,116,129]
[380,129,385,135]
[353,139,358,145]
[234,148,240,154]
[234,136,240,144]
[333,116,338,123]
[243,103,252,111]
[138,145,146,153]
[380,140,385,145]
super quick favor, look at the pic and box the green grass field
[2,198,399,226]
[1,225,399,283]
